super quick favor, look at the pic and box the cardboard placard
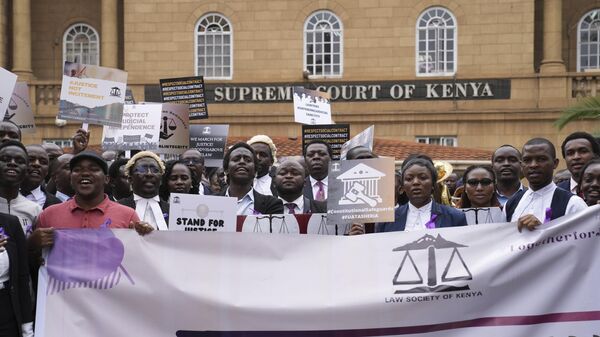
[0,67,18,116]
[168,194,236,232]
[293,87,332,125]
[340,125,375,160]
[101,104,161,151]
[189,124,229,167]
[5,82,35,133]
[327,158,396,224]
[58,62,127,127]
[157,103,189,154]
[302,124,350,161]
[160,76,208,119]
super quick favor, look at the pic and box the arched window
[578,9,600,71]
[63,23,100,65]
[195,13,232,79]
[304,10,343,77]
[416,7,456,76]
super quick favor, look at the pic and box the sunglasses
[466,178,494,187]
[132,165,161,175]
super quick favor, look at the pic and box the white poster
[0,67,17,115]
[5,82,36,133]
[58,62,127,127]
[101,104,161,151]
[293,86,333,125]
[168,193,236,232]
[157,103,190,154]
[340,125,375,160]
[36,206,600,337]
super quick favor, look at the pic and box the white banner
[36,206,600,337]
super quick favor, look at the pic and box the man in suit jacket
[118,151,170,229]
[558,132,600,194]
[0,212,34,336]
[248,135,278,197]
[274,160,326,214]
[303,141,332,202]
[376,200,467,232]
[221,142,282,215]
[21,145,62,210]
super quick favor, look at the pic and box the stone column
[101,0,118,68]
[540,0,565,73]
[12,0,33,79]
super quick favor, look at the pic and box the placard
[58,62,127,127]
[293,87,332,125]
[340,125,374,160]
[461,207,506,225]
[189,124,229,167]
[160,76,208,119]
[157,103,189,154]
[168,193,236,232]
[327,157,395,224]
[302,124,350,161]
[5,82,35,133]
[0,67,17,115]
[125,88,135,104]
[101,104,161,151]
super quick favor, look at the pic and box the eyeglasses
[466,178,494,187]
[132,165,161,175]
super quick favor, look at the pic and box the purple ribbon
[251,208,262,215]
[100,218,112,229]
[425,214,438,229]
[543,208,552,224]
[0,227,7,239]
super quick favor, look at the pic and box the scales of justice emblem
[393,234,472,293]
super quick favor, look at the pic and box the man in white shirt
[21,145,62,209]
[247,135,277,197]
[52,154,75,202]
[557,132,600,194]
[303,141,332,202]
[504,138,587,231]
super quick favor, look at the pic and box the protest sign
[168,193,236,232]
[293,87,332,125]
[340,125,374,160]
[160,76,208,119]
[101,104,161,151]
[5,82,36,133]
[302,124,350,161]
[36,206,600,337]
[157,103,189,154]
[58,62,127,127]
[461,207,506,225]
[189,124,229,167]
[125,88,135,104]
[327,157,396,224]
[0,67,17,115]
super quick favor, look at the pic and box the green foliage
[555,96,600,130]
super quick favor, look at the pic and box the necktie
[286,203,297,214]
[316,181,325,201]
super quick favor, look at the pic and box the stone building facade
[1,0,599,153]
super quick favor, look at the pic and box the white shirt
[404,200,433,232]
[133,194,168,231]
[310,176,328,200]
[0,250,8,284]
[254,174,273,196]
[24,186,46,208]
[56,191,71,202]
[226,188,256,215]
[0,194,42,235]
[568,177,578,194]
[506,182,587,223]
[279,195,304,214]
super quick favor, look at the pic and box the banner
[36,206,600,337]
[58,62,127,127]
[460,207,505,225]
[160,76,208,119]
[189,124,229,167]
[5,82,36,133]
[157,103,190,154]
[302,124,350,161]
[101,104,161,151]
[293,87,332,125]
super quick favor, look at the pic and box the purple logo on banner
[46,227,134,295]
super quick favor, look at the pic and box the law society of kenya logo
[391,234,473,294]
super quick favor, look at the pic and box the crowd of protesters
[0,116,599,336]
